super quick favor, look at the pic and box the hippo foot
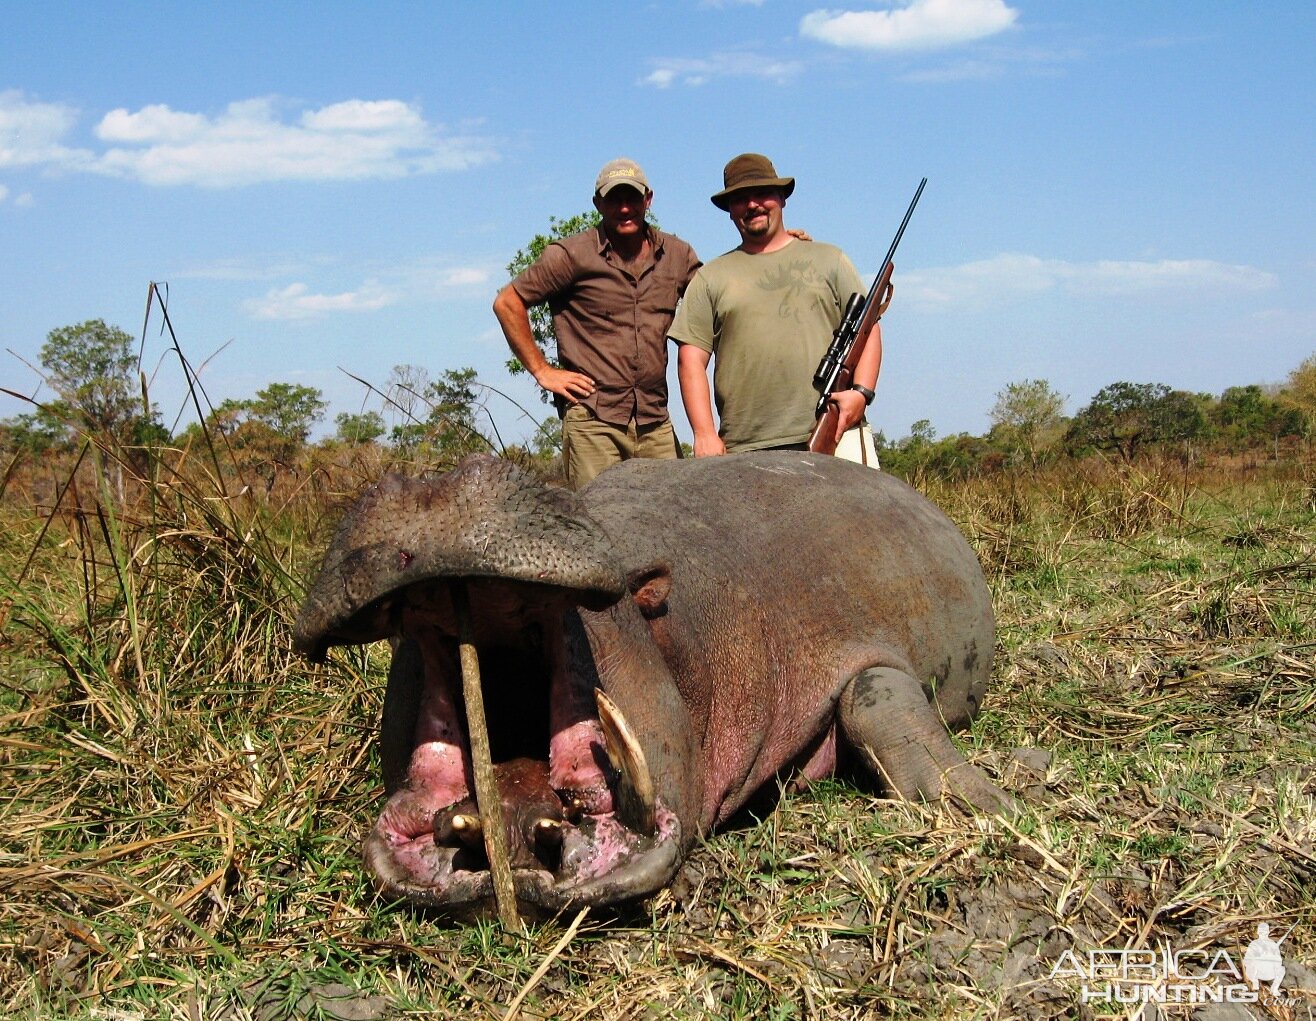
[839,666,1013,815]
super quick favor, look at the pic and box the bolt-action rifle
[807,178,926,455]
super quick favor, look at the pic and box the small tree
[39,319,159,442]
[381,364,431,456]
[385,363,430,423]
[250,382,326,449]
[1212,385,1305,451]
[207,382,326,467]
[1280,353,1316,436]
[989,378,1066,464]
[0,407,73,457]
[905,419,937,448]
[1066,382,1206,460]
[32,318,169,499]
[40,319,135,432]
[334,410,386,445]
[424,367,490,459]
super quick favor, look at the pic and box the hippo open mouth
[292,464,685,916]
[361,577,681,915]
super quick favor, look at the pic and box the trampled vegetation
[2,317,1315,1018]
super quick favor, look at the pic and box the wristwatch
[850,384,876,406]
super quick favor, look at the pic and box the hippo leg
[837,667,1011,813]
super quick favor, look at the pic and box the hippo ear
[627,563,671,619]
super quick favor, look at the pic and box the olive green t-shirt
[669,240,864,452]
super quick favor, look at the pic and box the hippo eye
[399,549,415,569]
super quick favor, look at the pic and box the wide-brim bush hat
[710,153,795,210]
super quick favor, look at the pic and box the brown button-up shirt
[512,226,701,427]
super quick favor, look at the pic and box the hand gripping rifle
[807,177,926,455]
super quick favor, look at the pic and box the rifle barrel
[881,177,926,274]
[851,177,927,332]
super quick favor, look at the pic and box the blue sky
[3,1,1313,446]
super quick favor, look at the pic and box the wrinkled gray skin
[294,451,1007,918]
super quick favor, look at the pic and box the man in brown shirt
[493,158,701,488]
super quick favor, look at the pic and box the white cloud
[97,103,208,143]
[902,253,1277,307]
[299,98,420,133]
[645,69,680,89]
[642,52,804,88]
[94,97,498,187]
[176,256,323,282]
[1080,258,1276,294]
[2,91,497,187]
[243,281,400,321]
[800,0,1018,52]
[438,267,491,287]
[0,90,93,169]
[0,183,33,207]
[239,259,492,320]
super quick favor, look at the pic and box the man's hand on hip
[535,366,596,402]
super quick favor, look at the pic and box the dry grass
[2,444,1315,1020]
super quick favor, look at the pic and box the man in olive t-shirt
[670,153,882,464]
[493,158,700,488]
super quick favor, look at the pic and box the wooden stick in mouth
[451,579,520,930]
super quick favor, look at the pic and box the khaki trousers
[561,404,681,489]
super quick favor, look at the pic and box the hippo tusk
[595,690,658,836]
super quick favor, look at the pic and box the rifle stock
[807,262,894,454]
[807,178,925,456]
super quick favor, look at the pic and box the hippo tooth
[450,813,484,846]
[595,690,658,836]
[532,818,565,847]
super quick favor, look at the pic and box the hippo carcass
[294,451,1006,915]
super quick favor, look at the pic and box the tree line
[2,319,559,472]
[3,318,1314,481]
[879,366,1313,479]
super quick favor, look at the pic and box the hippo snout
[294,456,694,915]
